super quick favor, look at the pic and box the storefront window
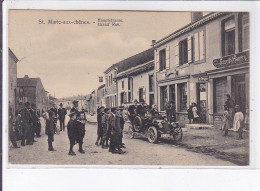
[178,83,187,111]
[160,86,167,111]
[169,85,175,105]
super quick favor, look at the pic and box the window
[242,14,249,51]
[149,94,154,106]
[222,17,235,56]
[149,75,154,92]
[179,39,188,65]
[128,77,133,102]
[178,83,187,111]
[122,80,124,89]
[159,49,166,71]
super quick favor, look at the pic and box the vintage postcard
[5,8,252,167]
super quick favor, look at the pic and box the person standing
[21,102,33,146]
[187,104,193,124]
[101,108,110,148]
[118,106,125,148]
[232,105,244,139]
[58,103,67,131]
[108,107,116,152]
[222,105,231,136]
[67,112,76,155]
[9,108,19,148]
[128,100,138,126]
[71,100,85,154]
[96,106,104,146]
[192,103,199,124]
[45,111,56,151]
[225,94,235,126]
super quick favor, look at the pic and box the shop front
[208,51,249,127]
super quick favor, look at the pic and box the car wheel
[173,127,183,141]
[129,126,135,139]
[147,126,158,143]
[133,116,142,132]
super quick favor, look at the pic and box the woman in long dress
[232,105,244,139]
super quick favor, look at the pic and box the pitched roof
[104,48,154,74]
[17,78,40,87]
[116,48,154,74]
[9,48,19,63]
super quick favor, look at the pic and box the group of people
[222,94,249,139]
[9,102,42,149]
[96,106,125,154]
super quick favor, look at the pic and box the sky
[9,10,195,98]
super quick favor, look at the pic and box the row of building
[86,12,249,127]
[9,48,56,117]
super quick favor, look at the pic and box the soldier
[45,111,56,151]
[31,103,39,140]
[95,106,104,146]
[71,100,85,154]
[58,103,67,131]
[67,112,76,155]
[21,102,33,146]
[101,108,110,148]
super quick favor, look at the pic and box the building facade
[104,65,118,108]
[17,75,49,113]
[115,49,154,106]
[96,84,106,108]
[8,48,19,116]
[153,12,249,126]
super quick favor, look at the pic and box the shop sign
[213,51,249,68]
[198,76,209,82]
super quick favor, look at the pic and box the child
[222,105,231,136]
[45,111,56,151]
[192,103,199,124]
[232,105,244,139]
[67,112,76,155]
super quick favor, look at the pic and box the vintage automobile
[128,113,183,143]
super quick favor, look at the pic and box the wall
[8,52,17,116]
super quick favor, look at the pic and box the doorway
[232,74,246,112]
[197,83,207,123]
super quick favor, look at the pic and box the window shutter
[155,52,159,72]
[166,47,170,69]
[174,43,179,66]
[188,36,193,63]
[199,30,205,60]
[194,33,199,61]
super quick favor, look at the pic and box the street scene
[8,11,250,166]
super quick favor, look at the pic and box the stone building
[8,48,19,116]
[153,12,249,126]
[104,65,118,108]
[17,75,49,113]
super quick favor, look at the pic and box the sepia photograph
[7,10,250,166]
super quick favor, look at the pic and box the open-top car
[128,113,183,143]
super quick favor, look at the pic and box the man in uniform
[45,111,56,151]
[118,106,125,148]
[71,100,85,154]
[96,106,104,146]
[58,103,67,131]
[29,104,37,143]
[67,112,76,155]
[108,107,116,152]
[21,102,33,146]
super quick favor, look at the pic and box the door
[197,83,207,123]
[232,74,246,111]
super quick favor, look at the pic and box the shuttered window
[159,49,166,71]
[242,14,249,51]
[214,77,227,113]
[179,39,188,65]
[193,30,205,62]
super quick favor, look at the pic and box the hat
[73,100,79,105]
[60,103,63,106]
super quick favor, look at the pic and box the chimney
[24,75,29,78]
[191,12,203,23]
[151,40,156,47]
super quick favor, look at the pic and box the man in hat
[109,107,125,154]
[45,111,56,151]
[101,108,110,148]
[70,100,85,154]
[67,112,77,155]
[108,107,116,152]
[96,106,104,146]
[58,103,67,131]
[21,102,33,146]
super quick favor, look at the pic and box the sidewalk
[177,125,249,165]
